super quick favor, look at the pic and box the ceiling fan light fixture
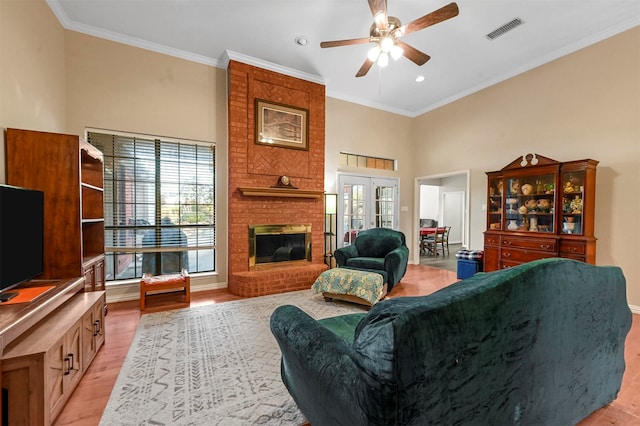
[367,45,381,61]
[320,2,460,78]
[377,52,389,67]
[390,44,403,61]
[380,36,394,52]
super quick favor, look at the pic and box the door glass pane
[341,183,365,245]
[374,185,395,228]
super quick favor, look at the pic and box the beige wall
[411,27,640,307]
[0,0,67,181]
[324,98,415,240]
[64,32,226,142]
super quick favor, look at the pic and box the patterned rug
[100,289,367,425]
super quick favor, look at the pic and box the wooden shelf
[238,187,324,199]
[0,278,84,353]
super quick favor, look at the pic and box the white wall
[419,185,439,221]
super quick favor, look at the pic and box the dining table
[420,227,440,237]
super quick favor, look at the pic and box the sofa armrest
[334,244,358,266]
[384,245,409,286]
[270,304,380,425]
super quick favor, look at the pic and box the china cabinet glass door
[560,171,585,235]
[487,176,503,230]
[504,173,556,233]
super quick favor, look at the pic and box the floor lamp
[324,193,337,268]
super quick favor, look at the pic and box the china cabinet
[484,154,598,271]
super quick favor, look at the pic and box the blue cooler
[456,249,484,279]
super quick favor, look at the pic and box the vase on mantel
[507,220,518,231]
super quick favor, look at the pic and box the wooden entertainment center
[0,129,107,425]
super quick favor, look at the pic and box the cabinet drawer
[502,237,556,252]
[484,234,500,246]
[560,241,585,255]
[501,248,556,263]
[500,260,523,269]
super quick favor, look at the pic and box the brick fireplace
[227,60,327,297]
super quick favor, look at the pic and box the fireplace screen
[249,224,311,267]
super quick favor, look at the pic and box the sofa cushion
[318,313,367,343]
[354,231,403,258]
[346,257,385,271]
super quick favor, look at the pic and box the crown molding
[222,51,325,86]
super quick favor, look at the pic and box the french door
[337,174,399,248]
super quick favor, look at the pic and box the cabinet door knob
[503,241,512,246]
[540,244,550,249]
[503,252,511,258]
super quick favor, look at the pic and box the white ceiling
[48,0,639,117]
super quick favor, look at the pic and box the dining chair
[440,226,452,255]
[422,227,444,256]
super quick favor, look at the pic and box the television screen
[0,184,44,301]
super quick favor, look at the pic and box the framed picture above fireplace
[255,99,308,150]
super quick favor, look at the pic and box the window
[88,130,216,282]
[339,152,396,171]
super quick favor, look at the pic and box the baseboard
[105,274,227,303]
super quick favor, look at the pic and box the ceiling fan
[320,0,459,77]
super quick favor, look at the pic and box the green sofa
[270,258,632,425]
[333,227,409,291]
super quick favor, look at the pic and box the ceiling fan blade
[395,40,431,66]
[397,2,459,36]
[356,58,375,78]
[368,0,388,30]
[320,37,371,48]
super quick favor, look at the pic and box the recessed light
[416,75,425,82]
[294,36,308,46]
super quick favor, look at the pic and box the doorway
[337,173,399,248]
[414,170,470,265]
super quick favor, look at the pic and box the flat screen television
[0,184,44,302]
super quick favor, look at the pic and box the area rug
[99,289,367,426]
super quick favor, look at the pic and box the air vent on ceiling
[486,18,524,40]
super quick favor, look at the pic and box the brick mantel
[227,61,327,296]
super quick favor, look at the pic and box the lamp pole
[324,193,337,268]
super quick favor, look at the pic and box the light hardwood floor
[54,264,640,425]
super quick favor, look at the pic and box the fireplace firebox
[249,224,312,268]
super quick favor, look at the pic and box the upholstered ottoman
[456,249,484,279]
[312,268,387,308]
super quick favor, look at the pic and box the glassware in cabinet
[504,173,556,233]
[561,170,585,235]
[487,175,503,230]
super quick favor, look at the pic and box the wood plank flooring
[54,264,640,425]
